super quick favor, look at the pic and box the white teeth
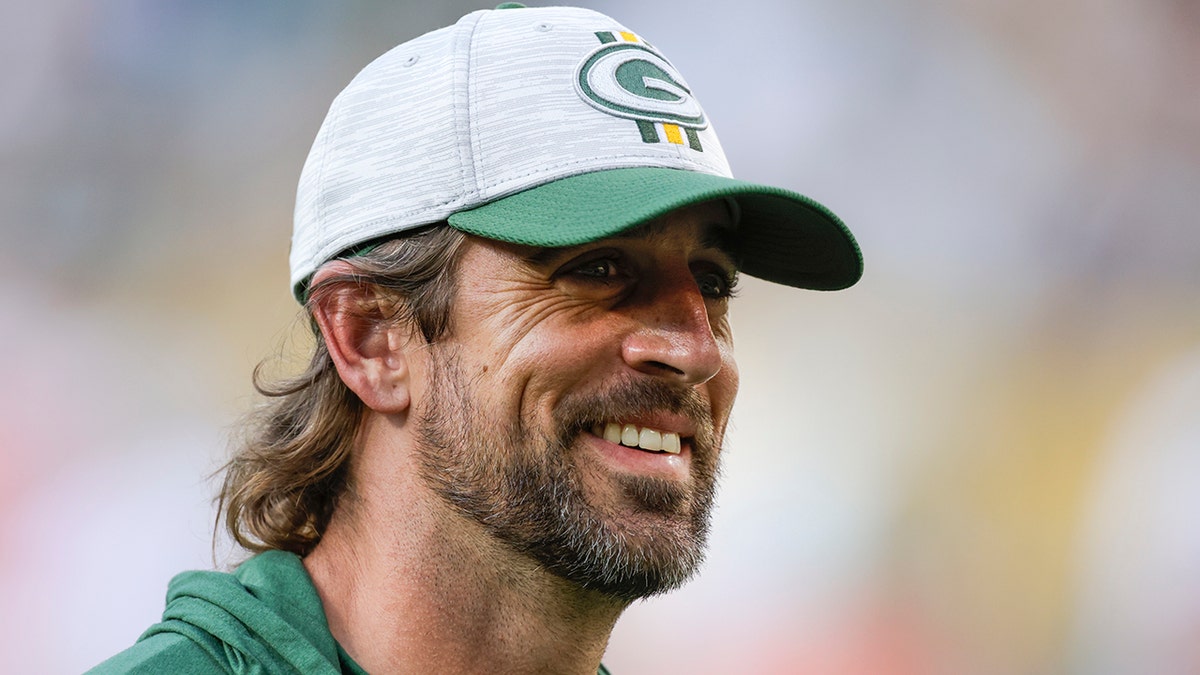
[639,428,662,451]
[662,433,681,454]
[597,422,682,454]
[603,423,622,444]
[621,424,639,446]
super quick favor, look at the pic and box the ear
[310,262,414,414]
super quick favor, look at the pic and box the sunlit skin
[423,199,739,515]
[304,200,741,675]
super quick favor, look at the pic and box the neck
[302,417,626,675]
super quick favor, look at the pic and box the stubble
[413,350,722,601]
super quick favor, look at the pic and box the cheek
[715,354,740,411]
[467,316,628,423]
[713,315,738,376]
[474,293,612,355]
[504,320,624,388]
[721,348,739,392]
[710,336,740,424]
[477,287,627,361]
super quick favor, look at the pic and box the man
[91,4,860,674]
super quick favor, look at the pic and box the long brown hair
[217,225,466,555]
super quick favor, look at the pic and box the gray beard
[413,351,721,602]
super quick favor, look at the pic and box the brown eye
[552,250,637,301]
[572,257,617,279]
[695,269,738,299]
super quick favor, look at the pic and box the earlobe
[311,270,413,414]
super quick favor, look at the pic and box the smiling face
[409,200,740,600]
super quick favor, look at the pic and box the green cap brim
[447,167,862,290]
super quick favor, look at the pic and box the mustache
[551,377,716,449]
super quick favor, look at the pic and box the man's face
[410,200,740,601]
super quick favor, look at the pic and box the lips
[591,422,683,454]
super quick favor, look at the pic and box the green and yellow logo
[575,31,707,151]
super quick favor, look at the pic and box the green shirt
[87,550,611,674]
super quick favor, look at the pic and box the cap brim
[447,167,862,290]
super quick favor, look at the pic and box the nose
[620,273,725,386]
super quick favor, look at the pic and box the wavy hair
[217,224,467,555]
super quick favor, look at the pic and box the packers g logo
[575,31,707,151]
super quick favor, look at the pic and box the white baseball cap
[290,3,862,301]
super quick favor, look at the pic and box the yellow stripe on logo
[619,31,639,43]
[663,123,683,145]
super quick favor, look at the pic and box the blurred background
[2,0,1198,673]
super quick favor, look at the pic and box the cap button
[494,2,526,8]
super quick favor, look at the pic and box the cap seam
[456,12,485,207]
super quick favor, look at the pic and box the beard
[412,350,723,602]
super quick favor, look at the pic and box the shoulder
[87,552,342,675]
[85,630,227,674]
